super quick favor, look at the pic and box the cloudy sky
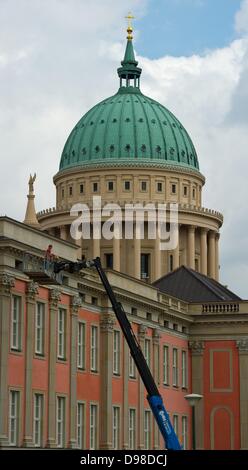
[1,0,248,296]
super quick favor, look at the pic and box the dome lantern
[117,13,142,90]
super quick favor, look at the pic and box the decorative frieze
[189,340,205,355]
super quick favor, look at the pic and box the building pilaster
[113,223,121,272]
[99,313,115,449]
[92,211,101,258]
[60,225,67,240]
[187,226,195,270]
[122,338,129,449]
[200,228,208,275]
[208,231,216,279]
[173,229,180,270]
[215,233,220,281]
[152,329,160,449]
[138,324,146,450]
[23,281,39,447]
[46,288,61,448]
[134,224,141,279]
[154,232,161,281]
[0,274,15,447]
[236,338,248,449]
[68,295,82,449]
[189,341,205,449]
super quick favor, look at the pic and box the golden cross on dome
[125,12,135,28]
[125,12,135,39]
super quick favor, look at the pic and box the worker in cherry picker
[44,244,55,269]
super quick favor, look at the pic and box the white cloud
[1,0,248,297]
[235,0,248,33]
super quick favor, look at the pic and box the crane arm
[54,257,181,450]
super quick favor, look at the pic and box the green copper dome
[59,35,199,173]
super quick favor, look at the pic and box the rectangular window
[9,391,20,446]
[56,396,66,448]
[182,416,188,450]
[93,182,98,192]
[182,351,187,388]
[69,186,73,196]
[57,308,66,360]
[131,307,137,316]
[157,182,163,192]
[173,414,179,435]
[144,339,151,368]
[79,292,85,303]
[91,296,98,306]
[77,402,85,449]
[34,394,43,447]
[183,186,188,196]
[113,406,120,450]
[141,253,150,279]
[163,345,169,385]
[124,181,131,191]
[192,188,196,199]
[90,326,98,372]
[141,181,147,191]
[169,254,174,272]
[129,409,136,449]
[105,253,113,269]
[80,184,84,194]
[144,410,151,450]
[171,183,176,194]
[11,296,22,351]
[62,188,64,198]
[108,181,114,191]
[113,330,121,376]
[90,404,97,450]
[35,302,45,355]
[78,322,86,370]
[129,352,136,378]
[172,348,179,386]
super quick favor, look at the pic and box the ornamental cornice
[53,162,205,183]
[192,319,248,326]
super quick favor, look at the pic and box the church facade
[1,23,248,450]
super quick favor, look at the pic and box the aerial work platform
[23,253,63,285]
